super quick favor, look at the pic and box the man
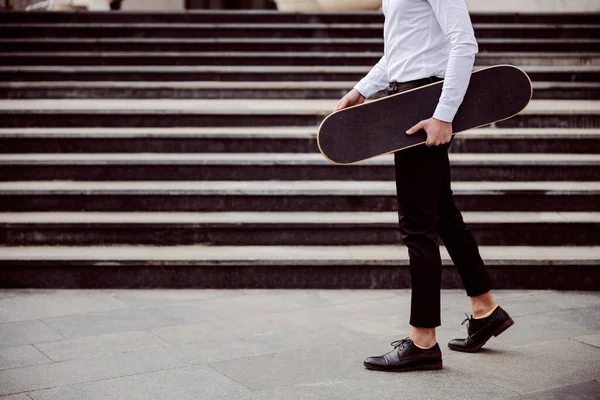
[334,0,514,372]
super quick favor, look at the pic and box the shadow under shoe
[448,305,514,353]
[363,337,443,372]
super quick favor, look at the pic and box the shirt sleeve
[427,0,478,122]
[353,54,389,99]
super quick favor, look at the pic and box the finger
[334,100,347,112]
[406,120,425,135]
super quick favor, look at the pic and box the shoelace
[390,337,411,349]
[461,313,473,329]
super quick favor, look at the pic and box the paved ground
[0,288,599,399]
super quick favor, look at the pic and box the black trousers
[388,77,492,328]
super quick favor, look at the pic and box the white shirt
[353,0,478,122]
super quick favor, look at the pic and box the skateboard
[317,64,532,165]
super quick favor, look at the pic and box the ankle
[472,304,498,319]
[409,329,437,349]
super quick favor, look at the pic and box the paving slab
[26,375,160,400]
[231,323,374,356]
[0,354,135,396]
[0,290,129,323]
[295,367,518,400]
[109,339,255,374]
[0,320,63,349]
[39,294,306,340]
[150,312,311,345]
[100,288,246,307]
[489,290,600,317]
[38,305,220,340]
[221,386,323,400]
[33,330,166,362]
[572,332,600,349]
[0,395,32,400]
[447,338,600,394]
[123,364,250,400]
[496,305,600,346]
[506,381,600,400]
[237,288,401,306]
[208,343,362,391]
[0,345,51,371]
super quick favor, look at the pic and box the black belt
[389,76,443,93]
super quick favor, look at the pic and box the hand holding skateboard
[334,88,366,112]
[406,117,453,147]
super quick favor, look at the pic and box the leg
[393,142,448,330]
[437,145,514,351]
[470,291,498,319]
[436,142,493,305]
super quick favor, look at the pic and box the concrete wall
[121,0,184,10]
[466,0,600,13]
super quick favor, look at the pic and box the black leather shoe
[363,337,443,372]
[448,305,514,353]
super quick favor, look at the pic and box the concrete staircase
[0,10,599,289]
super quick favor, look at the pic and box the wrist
[433,117,452,125]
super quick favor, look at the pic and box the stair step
[0,180,597,212]
[1,52,598,67]
[1,65,597,82]
[1,244,598,289]
[1,127,598,154]
[2,81,598,100]
[2,211,598,246]
[2,11,599,25]
[0,99,598,128]
[1,23,598,39]
[1,153,598,181]
[1,38,599,53]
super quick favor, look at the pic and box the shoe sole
[363,360,443,372]
[447,317,515,353]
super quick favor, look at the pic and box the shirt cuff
[433,103,457,123]
[354,79,381,99]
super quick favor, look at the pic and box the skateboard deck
[317,64,532,164]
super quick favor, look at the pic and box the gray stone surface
[573,332,600,348]
[0,355,135,396]
[0,345,51,371]
[0,289,129,324]
[26,375,160,400]
[208,344,362,391]
[0,395,33,400]
[506,381,600,399]
[1,289,599,399]
[110,339,255,374]
[493,290,600,318]
[296,367,518,400]
[101,288,245,307]
[127,364,250,400]
[498,305,600,346]
[447,338,600,393]
[33,330,166,362]
[0,320,63,349]
[221,386,323,400]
